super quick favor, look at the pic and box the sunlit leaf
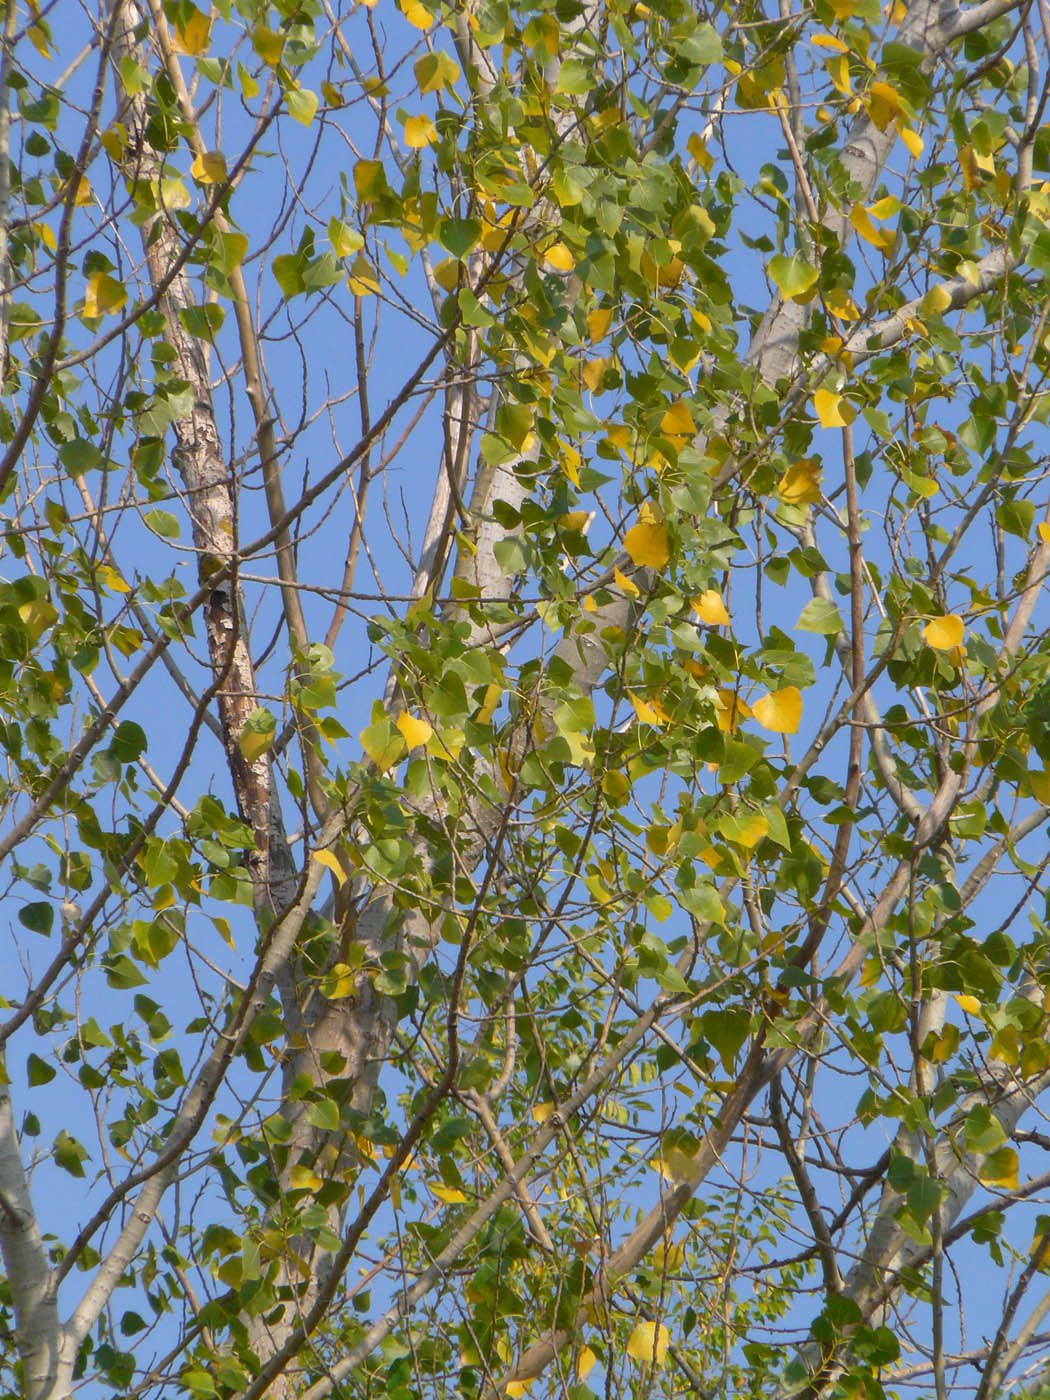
[311,848,347,885]
[626,1321,669,1365]
[752,687,802,734]
[624,505,669,568]
[813,389,855,429]
[174,7,211,54]
[778,459,822,505]
[83,272,127,319]
[922,614,964,650]
[431,1183,468,1203]
[403,113,438,148]
[768,253,818,301]
[691,590,730,626]
[397,712,433,748]
[190,150,227,184]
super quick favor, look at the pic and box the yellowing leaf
[899,126,924,158]
[629,691,665,727]
[626,1321,669,1366]
[691,590,730,626]
[400,0,434,26]
[922,614,964,650]
[587,305,613,341]
[311,847,348,885]
[687,131,713,170]
[68,175,92,207]
[190,150,227,184]
[328,219,364,258]
[813,389,855,429]
[83,272,127,319]
[532,1102,554,1124]
[714,689,751,734]
[979,1146,1019,1191]
[431,1183,468,1204]
[811,32,848,51]
[397,712,433,748]
[360,718,404,771]
[1030,771,1050,806]
[867,80,908,130]
[920,284,952,316]
[850,205,894,252]
[577,1346,597,1381]
[660,401,695,442]
[752,686,802,734]
[403,114,437,148]
[1038,522,1050,544]
[96,564,130,593]
[347,255,380,297]
[252,25,285,66]
[505,1384,532,1399]
[623,505,669,568]
[614,565,639,597]
[954,993,981,1015]
[174,7,211,54]
[778,459,822,505]
[544,240,574,271]
[582,356,615,393]
[730,812,769,849]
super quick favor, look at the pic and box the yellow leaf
[813,389,855,429]
[686,131,713,170]
[83,272,128,319]
[190,150,227,184]
[96,564,130,593]
[629,691,665,727]
[400,0,434,26]
[582,356,615,393]
[320,962,356,998]
[397,712,433,748]
[532,1102,554,1123]
[505,1385,532,1399]
[544,240,574,271]
[252,25,285,66]
[691,589,730,627]
[577,1346,597,1381]
[36,221,56,251]
[921,284,952,316]
[1037,522,1050,544]
[403,114,437,148]
[752,686,803,734]
[954,994,980,1014]
[174,7,211,54]
[426,726,464,762]
[732,812,769,849]
[850,205,894,252]
[587,305,613,341]
[626,1320,669,1366]
[1030,771,1050,806]
[811,32,848,51]
[28,22,50,57]
[559,510,591,532]
[614,565,639,597]
[660,400,695,442]
[431,1183,468,1203]
[68,175,92,207]
[605,422,631,452]
[899,125,924,158]
[623,505,669,568]
[979,1146,1019,1191]
[347,255,380,297]
[311,847,347,885]
[714,689,750,734]
[867,80,907,130]
[922,614,964,650]
[778,459,822,505]
[289,1163,324,1191]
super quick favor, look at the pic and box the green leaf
[53,1128,88,1177]
[27,1053,56,1086]
[144,509,180,539]
[18,901,54,935]
[306,1096,341,1132]
[437,217,481,259]
[795,598,843,634]
[768,254,818,300]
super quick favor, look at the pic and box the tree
[2,0,1050,1395]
